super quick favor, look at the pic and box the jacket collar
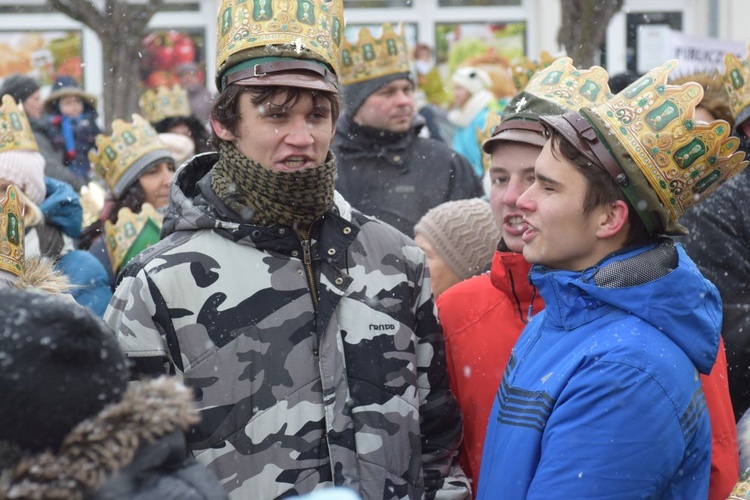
[490,243,542,323]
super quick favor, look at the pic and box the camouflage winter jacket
[104,153,469,500]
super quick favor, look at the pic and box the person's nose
[285,116,314,147]
[516,183,535,213]
[503,178,525,208]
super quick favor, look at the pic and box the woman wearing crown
[78,114,175,290]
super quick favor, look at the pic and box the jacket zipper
[295,225,319,309]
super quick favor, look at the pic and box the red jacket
[437,250,543,495]
[437,248,738,499]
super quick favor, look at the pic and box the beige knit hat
[414,198,499,280]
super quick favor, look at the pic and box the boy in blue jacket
[477,59,747,499]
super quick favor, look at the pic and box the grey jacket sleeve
[415,264,471,499]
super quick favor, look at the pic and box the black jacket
[0,378,227,500]
[680,168,750,421]
[333,114,483,237]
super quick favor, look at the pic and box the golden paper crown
[521,57,612,112]
[139,85,191,123]
[0,185,25,279]
[79,181,107,228]
[479,111,503,173]
[0,94,38,153]
[89,114,167,195]
[722,41,750,123]
[340,23,411,86]
[216,0,344,78]
[586,59,748,224]
[104,203,163,273]
[510,51,555,92]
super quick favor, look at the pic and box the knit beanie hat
[452,67,493,96]
[158,132,195,165]
[0,289,129,454]
[0,73,40,103]
[414,198,499,280]
[0,149,46,205]
[342,71,412,116]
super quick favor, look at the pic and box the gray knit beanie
[342,71,413,116]
[414,198,499,280]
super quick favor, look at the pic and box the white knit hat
[452,67,493,96]
[414,198,499,280]
[158,133,195,166]
[0,150,46,205]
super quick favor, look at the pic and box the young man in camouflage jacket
[103,1,468,499]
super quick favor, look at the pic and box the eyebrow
[536,172,563,186]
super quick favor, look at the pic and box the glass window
[435,21,526,65]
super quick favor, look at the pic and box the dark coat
[680,168,750,421]
[0,377,227,500]
[332,114,483,237]
[28,116,86,191]
[48,109,101,179]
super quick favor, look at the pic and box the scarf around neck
[210,142,337,230]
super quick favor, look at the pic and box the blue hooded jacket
[39,177,112,316]
[477,240,720,499]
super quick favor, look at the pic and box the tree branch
[48,0,105,33]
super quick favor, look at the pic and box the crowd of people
[2,0,750,498]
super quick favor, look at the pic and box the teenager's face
[414,233,460,298]
[489,141,541,253]
[212,89,334,172]
[516,141,607,271]
[353,78,415,133]
[138,161,175,209]
[59,96,83,118]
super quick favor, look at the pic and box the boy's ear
[211,117,235,142]
[596,200,629,239]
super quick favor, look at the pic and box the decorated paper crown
[89,114,171,198]
[510,51,555,92]
[479,111,503,173]
[139,85,191,123]
[215,0,344,80]
[722,41,750,129]
[580,59,748,234]
[0,185,24,279]
[104,203,163,273]
[0,94,38,153]
[484,57,612,153]
[340,23,411,86]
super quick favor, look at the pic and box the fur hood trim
[13,256,72,295]
[0,377,199,499]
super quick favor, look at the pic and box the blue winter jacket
[39,177,112,316]
[477,240,720,499]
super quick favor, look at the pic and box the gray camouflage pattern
[105,153,470,500]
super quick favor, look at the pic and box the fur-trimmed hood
[11,256,72,295]
[0,377,200,499]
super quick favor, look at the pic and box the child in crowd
[45,76,101,180]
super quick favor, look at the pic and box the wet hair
[548,128,652,246]
[210,85,341,149]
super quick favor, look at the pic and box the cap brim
[232,72,338,93]
[483,128,546,153]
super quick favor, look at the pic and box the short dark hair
[548,128,652,247]
[210,85,341,149]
